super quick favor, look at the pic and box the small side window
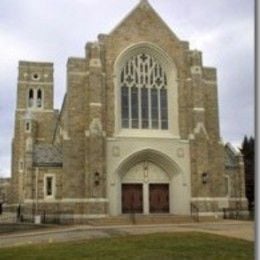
[44,175,55,199]
[46,177,53,196]
[25,121,31,132]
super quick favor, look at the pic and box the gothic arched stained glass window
[120,53,168,130]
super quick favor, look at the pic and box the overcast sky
[0,0,254,177]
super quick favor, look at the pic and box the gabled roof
[33,144,63,167]
[224,143,241,169]
[109,0,179,41]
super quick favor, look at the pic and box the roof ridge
[108,1,179,40]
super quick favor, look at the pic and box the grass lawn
[0,224,55,234]
[0,232,254,260]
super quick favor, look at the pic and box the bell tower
[11,61,56,203]
[17,61,54,111]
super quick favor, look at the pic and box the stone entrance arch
[121,160,170,214]
[113,149,188,215]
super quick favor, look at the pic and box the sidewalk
[0,220,254,248]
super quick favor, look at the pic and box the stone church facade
[10,0,247,221]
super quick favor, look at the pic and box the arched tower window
[37,89,42,108]
[120,53,168,130]
[28,89,34,108]
[27,88,44,109]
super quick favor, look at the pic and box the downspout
[35,167,39,216]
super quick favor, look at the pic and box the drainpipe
[35,167,39,216]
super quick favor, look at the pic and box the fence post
[17,204,21,222]
[43,210,46,224]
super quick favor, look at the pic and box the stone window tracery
[120,53,168,130]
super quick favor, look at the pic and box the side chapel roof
[224,143,241,169]
[33,144,62,167]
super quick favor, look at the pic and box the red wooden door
[149,184,169,213]
[122,184,143,213]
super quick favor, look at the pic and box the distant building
[10,0,247,222]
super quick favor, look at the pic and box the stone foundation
[191,197,248,218]
[21,200,108,224]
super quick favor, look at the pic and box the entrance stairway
[86,214,217,226]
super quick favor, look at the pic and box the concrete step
[86,214,209,226]
[87,215,132,226]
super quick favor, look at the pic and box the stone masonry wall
[11,62,57,203]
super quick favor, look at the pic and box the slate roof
[224,143,240,169]
[33,144,62,167]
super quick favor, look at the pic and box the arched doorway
[114,149,188,215]
[121,161,170,214]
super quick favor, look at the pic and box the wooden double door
[149,184,169,213]
[122,184,143,213]
[122,183,169,214]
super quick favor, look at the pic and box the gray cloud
[0,0,254,177]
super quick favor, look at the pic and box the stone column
[85,42,106,199]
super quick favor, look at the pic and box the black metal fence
[1,204,74,224]
[190,203,199,222]
[223,207,254,220]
